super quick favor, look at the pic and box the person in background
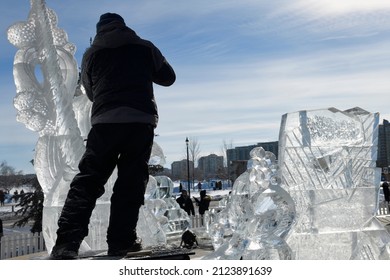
[0,190,5,206]
[179,182,183,193]
[0,218,3,238]
[13,190,19,203]
[194,190,211,216]
[382,181,390,206]
[176,190,195,216]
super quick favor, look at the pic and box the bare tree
[221,139,234,187]
[188,137,201,168]
[185,137,201,188]
[0,161,24,193]
[0,161,20,176]
[221,139,234,167]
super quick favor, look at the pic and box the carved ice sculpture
[203,147,295,260]
[7,0,85,252]
[7,0,171,253]
[140,175,192,246]
[204,107,390,260]
[279,107,390,259]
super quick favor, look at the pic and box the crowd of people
[176,187,211,216]
[0,189,25,206]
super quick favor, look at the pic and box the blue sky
[1,0,390,174]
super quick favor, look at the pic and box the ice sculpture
[7,0,170,253]
[203,147,295,260]
[279,107,390,259]
[7,0,85,252]
[140,175,191,246]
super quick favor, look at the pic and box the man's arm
[150,44,176,86]
[153,58,176,86]
[80,50,94,101]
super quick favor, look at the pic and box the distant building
[227,141,278,163]
[229,160,247,182]
[377,119,390,180]
[227,141,278,181]
[198,154,224,179]
[171,159,193,180]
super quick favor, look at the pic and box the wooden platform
[17,246,196,260]
[78,246,195,260]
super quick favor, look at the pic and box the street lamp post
[186,137,191,196]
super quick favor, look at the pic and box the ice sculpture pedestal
[42,203,111,252]
[287,188,388,259]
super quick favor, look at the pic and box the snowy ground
[0,205,32,235]
[174,188,231,200]
[0,203,19,213]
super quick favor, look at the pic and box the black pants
[55,123,154,250]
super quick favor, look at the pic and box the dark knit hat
[96,13,125,31]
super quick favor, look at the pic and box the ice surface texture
[7,0,173,253]
[204,107,390,260]
[203,147,296,260]
[279,108,390,259]
[8,0,84,252]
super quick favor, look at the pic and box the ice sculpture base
[43,203,111,253]
[287,218,390,260]
[43,200,189,253]
[288,188,379,233]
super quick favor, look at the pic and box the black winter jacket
[176,195,195,216]
[81,21,176,126]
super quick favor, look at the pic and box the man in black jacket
[50,13,176,259]
[193,190,210,216]
[176,190,195,216]
[0,218,3,239]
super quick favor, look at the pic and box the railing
[0,203,18,212]
[377,203,389,215]
[0,232,46,259]
[377,203,390,225]
[191,214,204,229]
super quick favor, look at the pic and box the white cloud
[155,37,390,167]
[295,0,390,15]
[238,0,390,43]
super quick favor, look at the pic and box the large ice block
[279,107,390,259]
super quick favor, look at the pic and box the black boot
[50,240,81,260]
[107,237,142,257]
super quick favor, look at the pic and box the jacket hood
[96,13,125,31]
[92,22,141,48]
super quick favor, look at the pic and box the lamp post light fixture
[186,137,190,196]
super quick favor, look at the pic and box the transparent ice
[204,107,390,260]
[279,107,390,259]
[203,147,296,260]
[7,0,187,253]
